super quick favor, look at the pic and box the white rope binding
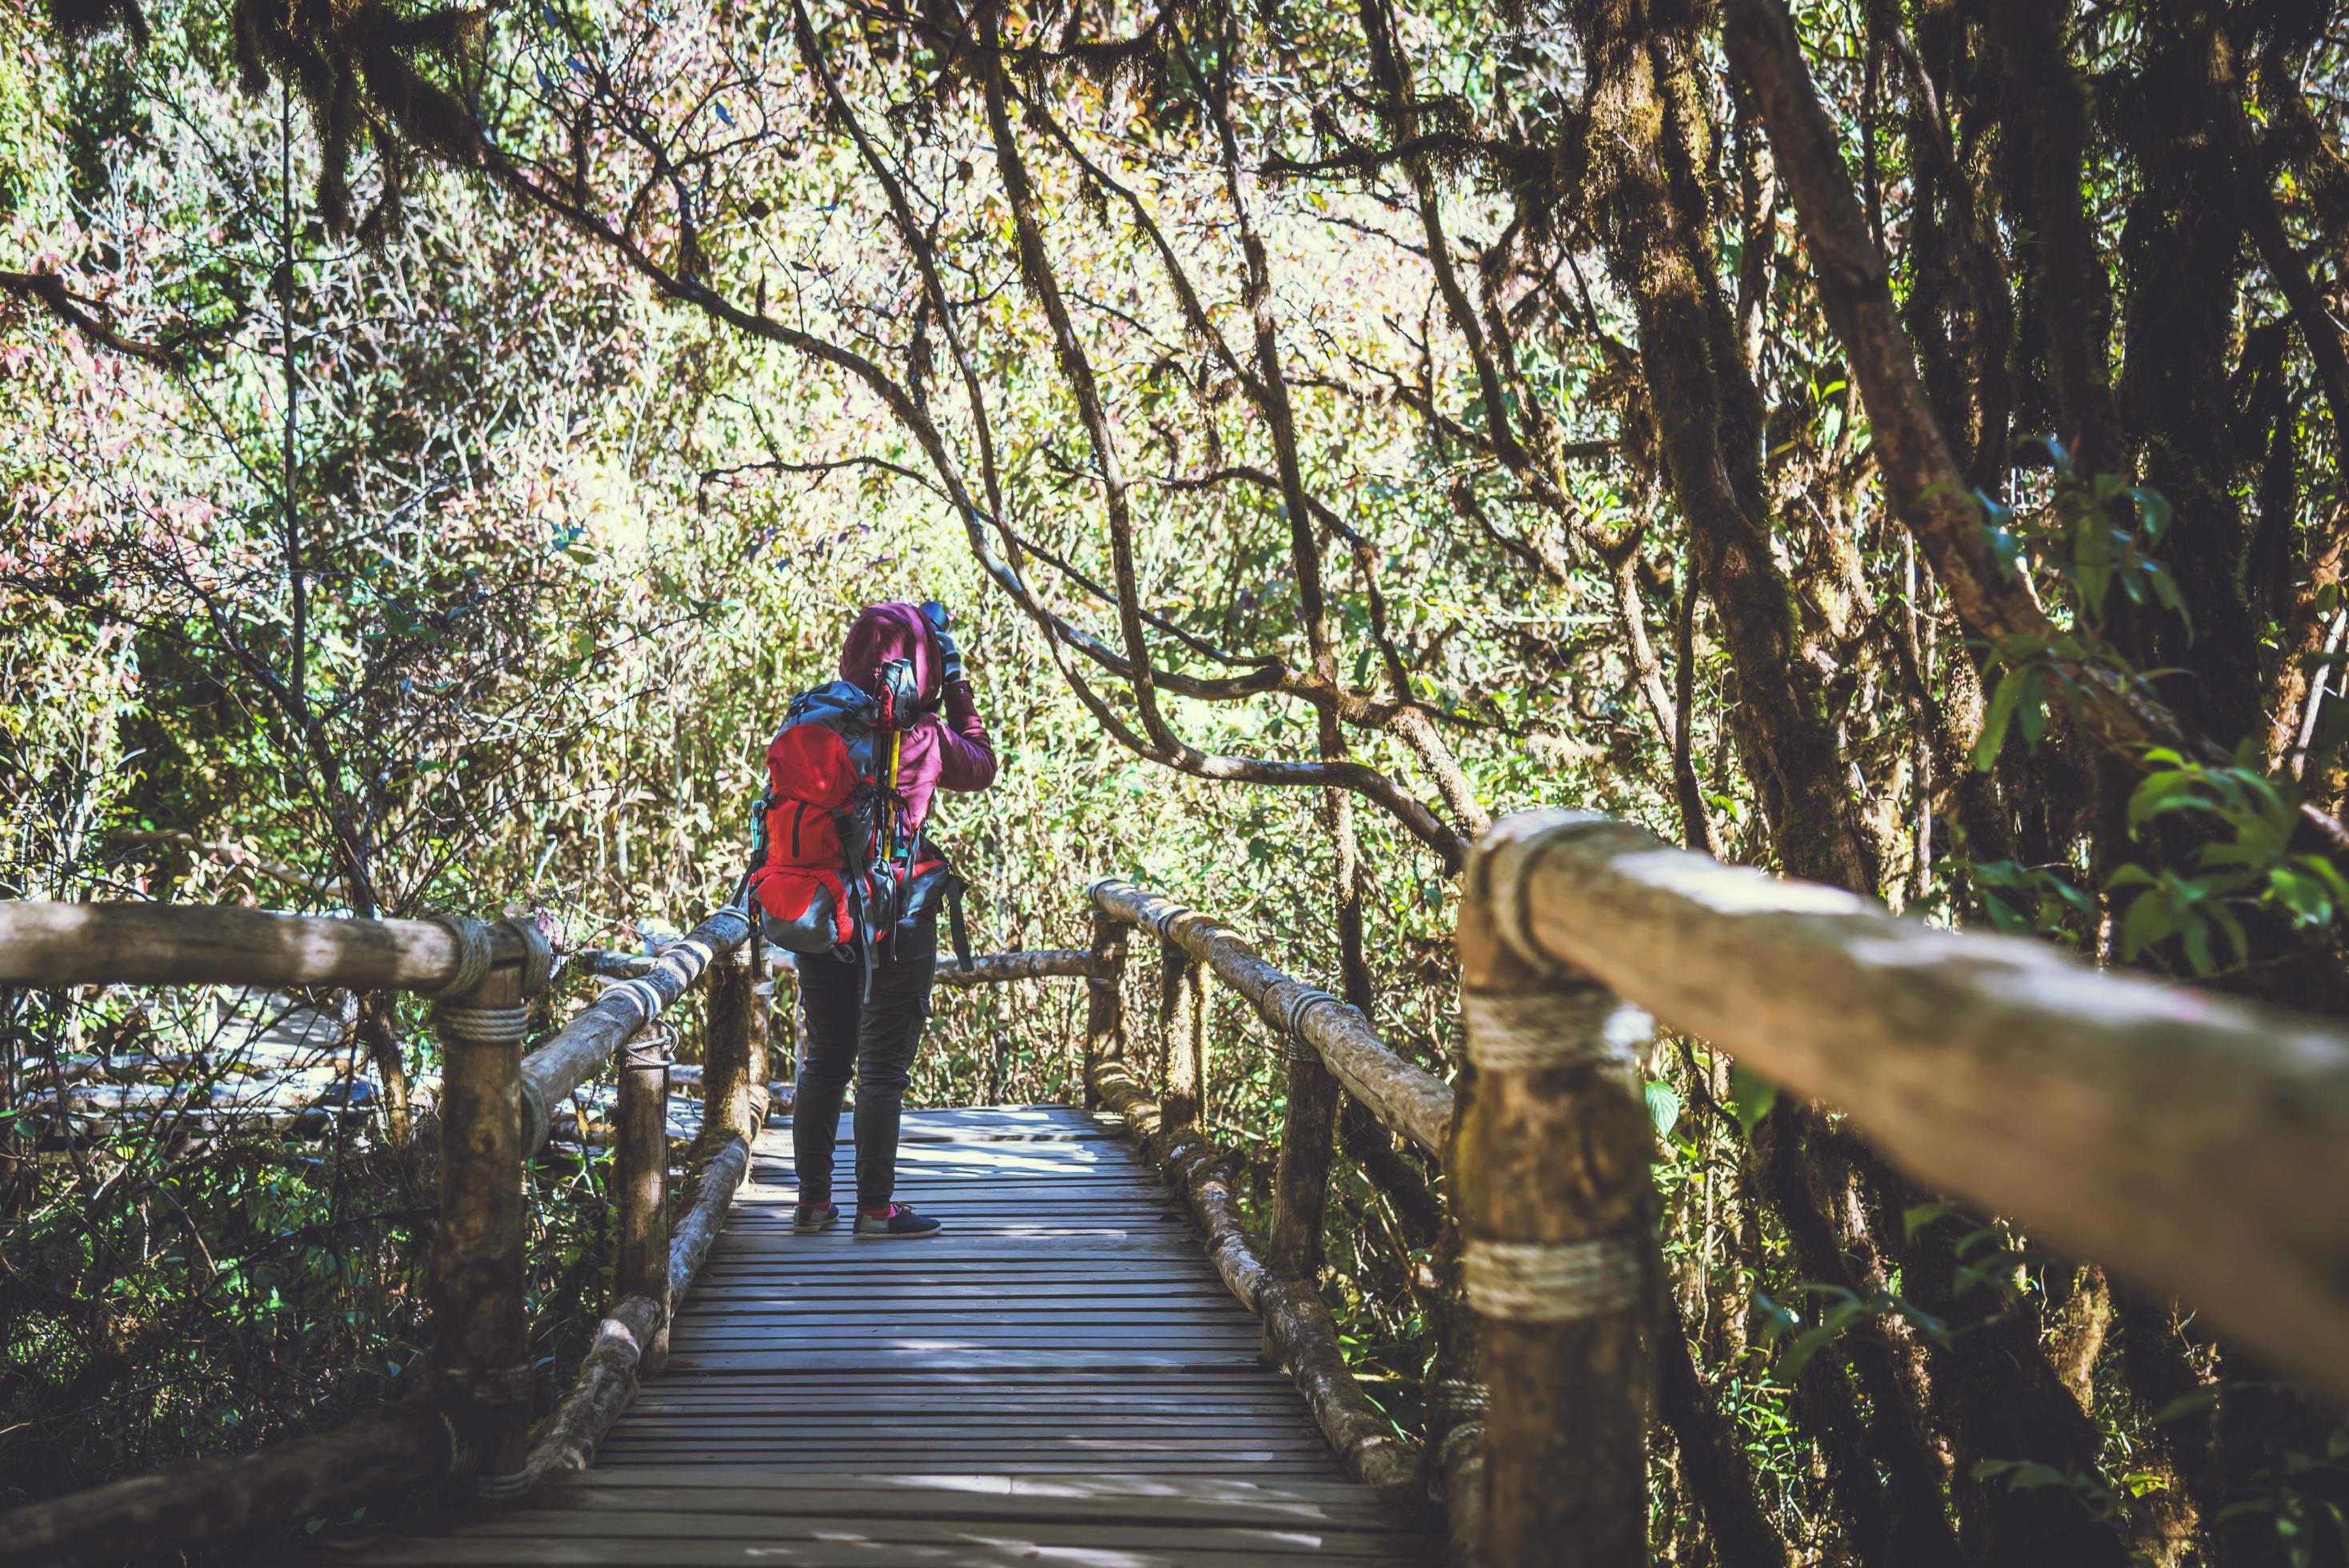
[430,1002,530,1045]
[606,977,665,1026]
[1459,987,1651,1072]
[422,914,497,999]
[1464,1236,1646,1322]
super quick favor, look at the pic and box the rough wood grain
[1081,914,1130,1108]
[1089,1057,1422,1502]
[1459,818,1655,1565]
[1479,807,2349,1402]
[521,1294,662,1482]
[519,903,750,1157]
[694,958,762,1160]
[1088,882,1451,1155]
[613,1031,671,1372]
[671,1135,748,1302]
[0,901,533,992]
[0,1406,456,1566]
[934,947,1100,986]
[434,958,532,1487]
[509,1136,751,1495]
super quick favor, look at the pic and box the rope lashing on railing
[604,977,667,1024]
[1463,1237,1649,1321]
[1459,985,1653,1072]
[1426,1378,1489,1420]
[421,914,498,998]
[426,915,554,1050]
[1268,985,1343,1066]
[1427,1378,1489,1494]
[442,1362,536,1406]
[622,1026,673,1074]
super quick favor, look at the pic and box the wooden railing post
[430,915,550,1496]
[1458,817,1657,1566]
[1269,1023,1340,1281]
[1081,907,1128,1109]
[615,1025,673,1374]
[1430,1075,1489,1565]
[1159,939,1205,1132]
[698,952,768,1156]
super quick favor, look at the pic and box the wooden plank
[446,1510,1428,1551]
[557,1471,1400,1499]
[310,1103,1427,1566]
[661,1351,1267,1372]
[322,1537,1431,1566]
[671,1312,1261,1330]
[608,1424,1326,1442]
[549,1473,1419,1525]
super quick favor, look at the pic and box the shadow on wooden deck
[307,1106,1439,1566]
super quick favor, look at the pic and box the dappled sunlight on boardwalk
[318,1107,1438,1565]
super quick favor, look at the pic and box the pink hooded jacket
[837,602,997,834]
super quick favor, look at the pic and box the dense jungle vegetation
[4,0,2349,1559]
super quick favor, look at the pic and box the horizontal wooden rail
[1088,881,1452,1154]
[519,902,751,1157]
[0,1404,462,1565]
[0,901,535,992]
[933,946,1099,986]
[1476,809,2349,1402]
[1087,1052,1423,1501]
[513,1134,751,1485]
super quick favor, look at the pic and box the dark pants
[792,913,936,1210]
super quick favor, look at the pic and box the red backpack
[746,657,966,978]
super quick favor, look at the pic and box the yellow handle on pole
[886,730,903,858]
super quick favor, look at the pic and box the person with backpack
[747,601,995,1239]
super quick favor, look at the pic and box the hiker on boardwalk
[748,601,996,1239]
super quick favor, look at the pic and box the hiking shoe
[793,1200,840,1234]
[854,1202,942,1239]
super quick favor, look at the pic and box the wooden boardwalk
[334,1106,1439,1564]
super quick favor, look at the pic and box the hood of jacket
[838,602,939,706]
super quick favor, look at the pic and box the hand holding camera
[918,601,966,690]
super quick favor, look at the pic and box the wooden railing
[1451,810,2349,1563]
[7,808,2349,1568]
[0,898,755,1564]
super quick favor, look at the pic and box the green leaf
[1903,1201,1955,1239]
[2119,890,2176,960]
[1973,666,2031,771]
[1643,1079,1681,1138]
[2127,769,2202,834]
[1971,1458,2074,1494]
[2181,912,2216,975]
[1981,520,2023,579]
[2015,667,2048,745]
[1729,1063,1779,1138]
